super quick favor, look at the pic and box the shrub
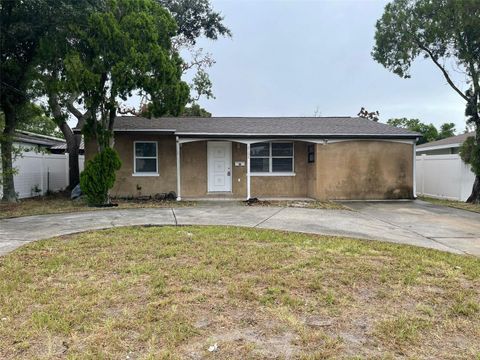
[80,147,121,206]
[459,135,480,175]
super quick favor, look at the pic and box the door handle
[227,169,231,176]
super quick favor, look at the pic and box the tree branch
[417,42,469,102]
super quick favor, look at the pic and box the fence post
[420,154,426,195]
[40,153,45,195]
[65,153,69,189]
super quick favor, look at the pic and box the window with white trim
[250,142,294,173]
[134,141,158,174]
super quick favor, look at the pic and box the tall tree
[372,0,480,203]
[0,0,64,201]
[34,1,101,190]
[66,0,189,151]
[38,0,230,189]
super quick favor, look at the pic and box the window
[307,144,315,163]
[134,141,158,175]
[250,142,294,173]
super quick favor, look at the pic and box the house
[415,132,476,201]
[12,130,66,152]
[416,131,475,155]
[83,116,420,200]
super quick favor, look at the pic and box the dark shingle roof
[417,132,475,149]
[110,116,419,138]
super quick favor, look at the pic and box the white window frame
[250,141,295,176]
[133,141,159,176]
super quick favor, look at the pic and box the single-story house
[416,131,474,155]
[83,116,420,200]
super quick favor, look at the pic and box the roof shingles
[110,116,419,138]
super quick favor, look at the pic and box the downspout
[246,142,251,200]
[413,139,417,199]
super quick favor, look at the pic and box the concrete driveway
[1,200,479,256]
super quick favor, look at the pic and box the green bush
[80,147,121,206]
[459,135,480,175]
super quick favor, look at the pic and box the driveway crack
[253,207,285,228]
[171,207,178,226]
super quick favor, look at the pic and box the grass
[244,199,347,210]
[0,192,196,219]
[0,226,479,359]
[419,195,480,214]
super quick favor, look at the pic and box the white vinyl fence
[416,154,475,201]
[1,152,85,199]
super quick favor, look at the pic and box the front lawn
[0,193,196,219]
[0,226,479,359]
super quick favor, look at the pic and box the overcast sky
[187,0,469,132]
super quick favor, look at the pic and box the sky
[186,0,469,131]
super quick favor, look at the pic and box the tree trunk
[466,175,480,204]
[1,107,17,202]
[466,110,480,204]
[59,121,81,190]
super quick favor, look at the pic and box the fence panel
[416,154,475,201]
[1,152,85,199]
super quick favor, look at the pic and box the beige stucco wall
[85,136,413,200]
[313,140,414,200]
[86,133,178,198]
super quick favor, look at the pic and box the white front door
[207,141,232,192]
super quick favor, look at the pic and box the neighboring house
[416,131,475,155]
[0,131,85,199]
[416,132,476,201]
[82,116,419,200]
[50,138,85,155]
[12,130,66,152]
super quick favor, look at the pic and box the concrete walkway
[1,200,479,256]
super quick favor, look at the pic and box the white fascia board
[416,143,460,152]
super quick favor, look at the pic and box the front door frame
[207,141,232,193]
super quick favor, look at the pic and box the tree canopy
[387,118,456,144]
[0,104,62,138]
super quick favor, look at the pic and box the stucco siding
[180,141,208,197]
[109,133,177,197]
[85,136,413,200]
[315,140,413,200]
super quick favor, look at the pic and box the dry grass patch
[0,226,479,359]
[244,199,346,210]
[419,196,480,214]
[0,193,196,219]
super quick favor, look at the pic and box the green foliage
[387,118,455,145]
[62,0,189,149]
[159,0,231,45]
[181,104,212,117]
[80,148,121,206]
[1,104,61,138]
[460,136,480,175]
[438,123,456,140]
